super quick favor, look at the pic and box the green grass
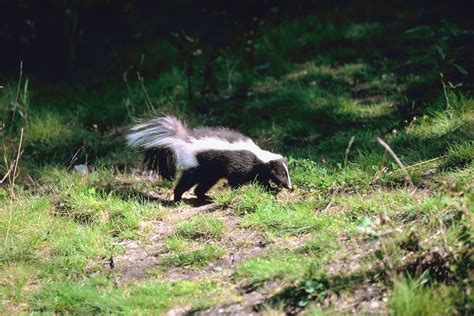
[175,214,225,240]
[240,200,342,236]
[161,244,224,268]
[388,276,457,316]
[30,278,220,314]
[163,235,190,253]
[233,251,314,286]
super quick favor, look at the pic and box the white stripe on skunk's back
[175,137,283,169]
[127,115,283,170]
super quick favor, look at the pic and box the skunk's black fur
[127,116,291,201]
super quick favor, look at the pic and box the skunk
[127,115,292,201]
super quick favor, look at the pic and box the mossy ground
[1,9,473,315]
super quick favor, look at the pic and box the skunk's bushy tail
[127,116,188,180]
[127,115,189,149]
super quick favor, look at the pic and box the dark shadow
[96,180,215,208]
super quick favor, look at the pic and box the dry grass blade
[376,137,413,186]
[440,72,451,109]
[1,128,25,199]
[344,135,355,167]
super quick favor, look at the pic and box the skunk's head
[264,159,292,190]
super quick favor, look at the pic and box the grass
[240,200,342,236]
[233,251,314,286]
[30,278,220,314]
[1,6,473,314]
[388,276,457,316]
[161,244,224,268]
[175,214,225,240]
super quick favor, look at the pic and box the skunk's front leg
[173,168,200,201]
[194,176,220,200]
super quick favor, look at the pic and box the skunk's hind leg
[174,168,200,201]
[194,176,220,200]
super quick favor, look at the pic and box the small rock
[73,164,89,176]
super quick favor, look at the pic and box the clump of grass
[0,196,109,264]
[214,183,273,215]
[163,235,189,253]
[405,106,465,139]
[45,169,159,239]
[334,189,415,224]
[0,262,37,311]
[388,276,457,315]
[126,279,221,313]
[161,244,224,268]
[30,279,125,314]
[240,200,340,236]
[288,158,373,193]
[212,187,236,207]
[441,141,474,170]
[31,278,220,314]
[297,231,340,256]
[434,164,473,192]
[233,188,273,215]
[175,214,225,240]
[234,251,312,286]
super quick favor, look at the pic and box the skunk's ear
[268,159,280,168]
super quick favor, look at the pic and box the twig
[440,72,451,109]
[321,188,339,213]
[15,61,23,103]
[344,135,355,168]
[3,129,24,246]
[11,61,23,127]
[9,128,24,199]
[391,156,444,173]
[0,163,14,184]
[67,146,84,169]
[438,217,456,261]
[376,137,413,186]
[137,71,154,112]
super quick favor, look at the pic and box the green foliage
[388,276,457,316]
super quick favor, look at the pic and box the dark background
[1,1,472,84]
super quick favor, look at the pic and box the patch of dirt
[193,281,285,316]
[159,220,270,282]
[110,197,272,286]
[331,282,388,315]
[404,251,455,283]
